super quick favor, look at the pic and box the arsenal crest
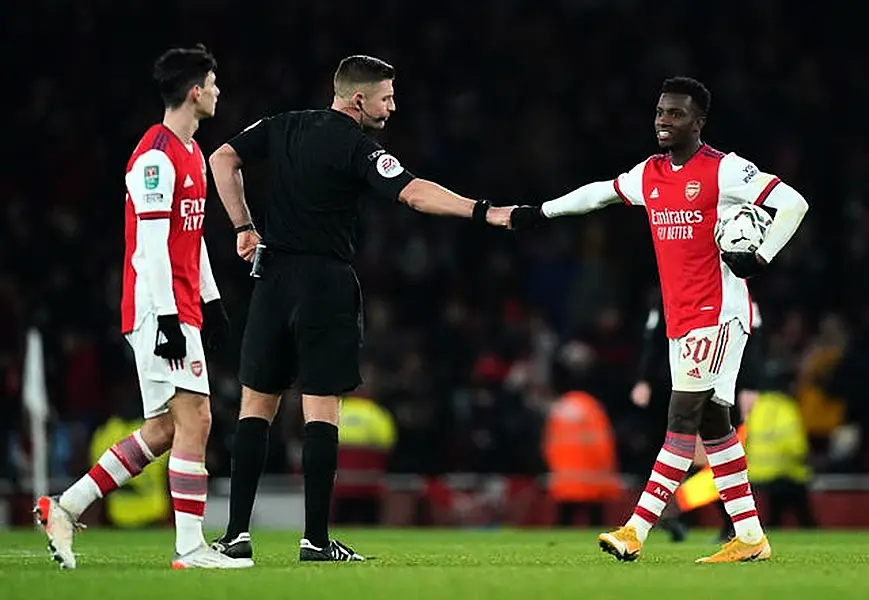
[191,360,203,377]
[685,180,701,202]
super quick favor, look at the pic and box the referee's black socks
[225,416,270,540]
[302,421,339,549]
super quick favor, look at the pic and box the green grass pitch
[1,529,868,599]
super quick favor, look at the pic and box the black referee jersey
[227,108,416,262]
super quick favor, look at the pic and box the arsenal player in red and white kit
[35,45,252,570]
[509,77,808,563]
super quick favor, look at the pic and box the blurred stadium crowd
[2,1,867,487]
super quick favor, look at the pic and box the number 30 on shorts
[681,335,712,364]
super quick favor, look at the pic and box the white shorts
[668,318,747,406]
[125,315,210,419]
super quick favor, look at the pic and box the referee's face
[359,79,396,130]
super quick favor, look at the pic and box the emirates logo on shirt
[180,197,206,231]
[650,208,703,241]
[685,180,702,202]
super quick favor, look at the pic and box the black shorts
[239,252,363,396]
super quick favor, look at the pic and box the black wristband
[234,223,256,234]
[472,200,491,224]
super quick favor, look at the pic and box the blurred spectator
[745,364,817,529]
[334,373,397,525]
[542,390,620,526]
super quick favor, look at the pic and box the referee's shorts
[239,252,363,396]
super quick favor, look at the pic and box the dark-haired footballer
[36,44,247,570]
[510,77,808,563]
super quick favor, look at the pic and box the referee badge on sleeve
[375,153,404,178]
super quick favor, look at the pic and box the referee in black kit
[208,55,514,562]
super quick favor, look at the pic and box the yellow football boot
[695,536,772,563]
[598,525,643,562]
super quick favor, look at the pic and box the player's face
[359,79,396,130]
[194,71,220,119]
[654,93,701,150]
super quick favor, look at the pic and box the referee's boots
[211,532,253,559]
[299,538,365,562]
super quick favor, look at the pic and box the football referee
[209,55,513,562]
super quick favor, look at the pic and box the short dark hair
[661,77,711,116]
[334,55,395,97]
[153,44,216,109]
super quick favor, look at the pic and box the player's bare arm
[509,180,622,229]
[209,143,261,261]
[209,143,253,227]
[335,68,512,230]
[397,179,513,226]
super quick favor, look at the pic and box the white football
[714,204,772,253]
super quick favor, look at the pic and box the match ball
[714,203,772,253]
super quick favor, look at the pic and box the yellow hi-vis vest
[745,392,811,484]
[339,397,396,450]
[89,417,170,527]
[335,397,396,496]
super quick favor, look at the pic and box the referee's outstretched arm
[210,141,514,233]
[397,178,512,225]
[210,56,517,249]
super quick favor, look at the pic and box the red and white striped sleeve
[719,152,808,263]
[718,152,780,207]
[613,159,648,207]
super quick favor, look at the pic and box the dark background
[2,0,867,484]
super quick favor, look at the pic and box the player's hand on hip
[509,205,546,230]
[631,381,651,407]
[485,206,516,228]
[154,314,187,369]
[721,251,767,278]
[237,230,261,262]
[201,299,230,351]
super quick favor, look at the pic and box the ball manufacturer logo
[191,360,203,377]
[685,180,701,202]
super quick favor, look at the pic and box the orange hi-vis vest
[542,391,621,502]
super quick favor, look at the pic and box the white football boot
[171,544,255,569]
[33,495,84,570]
